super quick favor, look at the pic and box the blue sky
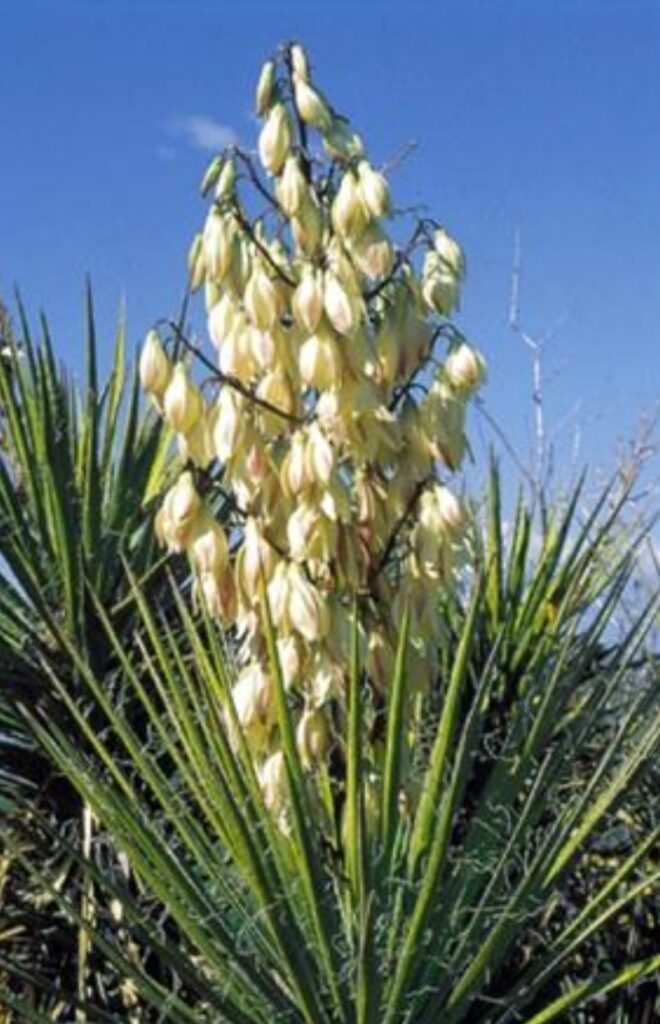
[1,0,659,489]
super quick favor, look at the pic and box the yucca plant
[2,39,658,1024]
[0,288,177,1013]
[0,461,656,1023]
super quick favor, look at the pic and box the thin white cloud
[167,115,238,153]
[157,144,177,162]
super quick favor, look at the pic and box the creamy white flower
[287,564,329,641]
[244,265,281,331]
[212,387,245,462]
[258,103,291,175]
[296,706,332,768]
[292,268,324,333]
[163,363,203,436]
[259,751,287,811]
[444,343,486,395]
[357,160,390,218]
[139,330,171,398]
[299,328,343,390]
[293,77,331,130]
[188,514,229,575]
[323,271,355,335]
[277,154,308,216]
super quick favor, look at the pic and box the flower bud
[228,234,253,295]
[203,210,235,283]
[187,233,206,291]
[258,102,291,175]
[215,157,236,200]
[266,560,293,631]
[332,171,367,239]
[243,434,270,485]
[299,326,343,391]
[434,227,465,278]
[244,265,282,331]
[287,564,329,641]
[292,267,324,333]
[289,43,310,81]
[200,155,223,196]
[323,271,355,336]
[139,330,172,399]
[240,518,278,600]
[212,387,246,462]
[229,662,274,749]
[255,59,276,116]
[444,343,486,396]
[280,430,310,495]
[357,160,391,218]
[188,513,229,576]
[259,750,287,811]
[276,154,308,217]
[296,706,332,768]
[305,423,335,485]
[276,635,302,689]
[163,363,203,436]
[208,293,237,350]
[293,77,331,131]
[156,471,201,552]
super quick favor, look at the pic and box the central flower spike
[140,41,486,827]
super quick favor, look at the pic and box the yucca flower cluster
[140,42,485,822]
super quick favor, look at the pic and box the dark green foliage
[2,455,657,1023]
[0,289,174,1015]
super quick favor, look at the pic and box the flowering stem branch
[389,325,448,411]
[233,148,284,216]
[370,476,431,581]
[364,221,429,303]
[163,320,304,425]
[231,206,297,287]
[282,42,312,182]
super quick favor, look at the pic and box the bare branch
[509,226,522,332]
[381,139,419,176]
